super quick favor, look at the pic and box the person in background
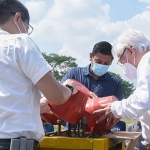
[61,41,124,131]
[125,121,150,150]
[93,29,150,149]
[0,0,78,149]
[110,120,126,132]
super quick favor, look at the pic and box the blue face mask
[92,63,109,76]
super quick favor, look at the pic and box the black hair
[92,41,113,58]
[0,0,29,25]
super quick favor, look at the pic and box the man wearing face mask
[118,45,137,80]
[0,0,78,149]
[61,41,124,131]
[93,29,150,149]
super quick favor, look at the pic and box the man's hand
[89,91,98,99]
[63,79,78,95]
[40,97,52,123]
[141,141,150,149]
[40,97,51,114]
[92,103,117,126]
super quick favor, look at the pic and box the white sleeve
[15,35,52,84]
[140,111,150,143]
[111,55,150,119]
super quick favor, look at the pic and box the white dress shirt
[111,51,150,142]
[0,30,52,141]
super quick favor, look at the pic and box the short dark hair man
[61,41,123,130]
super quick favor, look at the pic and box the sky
[20,0,150,85]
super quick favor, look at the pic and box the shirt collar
[84,64,111,81]
[103,72,111,81]
[0,30,10,35]
[84,64,91,75]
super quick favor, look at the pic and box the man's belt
[0,137,39,150]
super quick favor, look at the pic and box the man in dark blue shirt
[110,120,126,132]
[61,41,124,131]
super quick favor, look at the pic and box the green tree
[42,53,78,80]
[42,53,134,98]
[110,72,135,99]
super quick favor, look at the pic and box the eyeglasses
[21,18,34,35]
[10,12,34,35]
[117,49,126,67]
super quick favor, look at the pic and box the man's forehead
[93,53,112,61]
[93,52,112,57]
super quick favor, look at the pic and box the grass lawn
[121,118,136,127]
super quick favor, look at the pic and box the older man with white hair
[93,29,150,148]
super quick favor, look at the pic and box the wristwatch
[65,84,74,96]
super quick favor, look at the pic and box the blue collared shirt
[61,64,122,100]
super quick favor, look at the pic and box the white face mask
[123,51,137,80]
[92,63,109,76]
[13,19,27,34]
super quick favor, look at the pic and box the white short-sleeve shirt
[0,30,52,142]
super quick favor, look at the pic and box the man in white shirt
[0,0,77,149]
[93,29,150,148]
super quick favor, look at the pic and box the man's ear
[111,56,114,62]
[12,12,22,24]
[89,53,93,61]
[129,47,136,57]
[126,46,135,57]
